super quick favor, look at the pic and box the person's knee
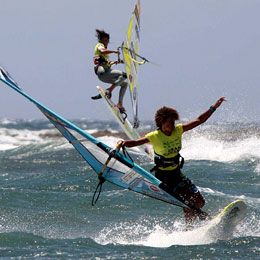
[121,82,128,88]
[194,193,205,209]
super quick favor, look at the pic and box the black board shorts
[155,167,199,195]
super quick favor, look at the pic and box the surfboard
[96,86,153,157]
[205,200,247,237]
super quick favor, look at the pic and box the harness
[150,152,184,172]
[94,56,109,75]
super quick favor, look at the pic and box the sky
[0,0,260,123]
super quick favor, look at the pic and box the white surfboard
[206,200,247,236]
[96,86,153,157]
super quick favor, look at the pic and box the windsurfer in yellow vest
[120,97,226,224]
[91,29,128,113]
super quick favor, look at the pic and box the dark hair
[96,29,110,42]
[155,106,180,128]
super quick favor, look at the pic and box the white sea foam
[255,163,260,174]
[137,223,211,247]
[87,128,100,135]
[0,118,18,125]
[0,128,48,151]
[1,121,260,164]
[94,217,241,247]
[182,135,260,162]
[95,207,260,248]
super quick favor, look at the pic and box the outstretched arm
[109,60,124,66]
[182,97,226,132]
[99,48,120,55]
[122,136,149,148]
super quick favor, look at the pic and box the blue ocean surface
[0,119,259,259]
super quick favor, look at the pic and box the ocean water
[0,119,259,259]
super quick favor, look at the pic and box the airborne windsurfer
[91,29,128,113]
[121,97,226,224]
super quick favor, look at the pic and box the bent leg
[183,192,205,224]
[154,168,206,224]
[118,81,128,104]
[97,68,127,101]
[176,177,205,224]
[97,68,125,85]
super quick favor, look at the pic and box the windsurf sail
[96,1,152,156]
[0,65,208,218]
[121,0,143,129]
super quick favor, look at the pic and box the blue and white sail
[0,65,205,213]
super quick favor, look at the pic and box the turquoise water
[0,119,259,259]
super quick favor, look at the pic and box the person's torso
[146,124,183,170]
[94,43,110,68]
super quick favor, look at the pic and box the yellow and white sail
[121,0,142,128]
[95,1,154,157]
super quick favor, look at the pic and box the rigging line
[127,55,147,65]
[120,46,148,65]
[122,146,134,162]
[91,143,122,206]
[120,46,161,67]
[92,142,122,206]
[92,176,105,206]
[99,141,122,176]
[117,46,121,63]
[129,57,146,65]
[70,139,89,144]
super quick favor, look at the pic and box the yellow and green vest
[146,124,183,170]
[94,43,110,67]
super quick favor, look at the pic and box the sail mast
[122,0,141,128]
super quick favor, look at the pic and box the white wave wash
[1,122,260,163]
[0,127,144,155]
[182,135,260,162]
[0,128,51,151]
[94,213,258,248]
